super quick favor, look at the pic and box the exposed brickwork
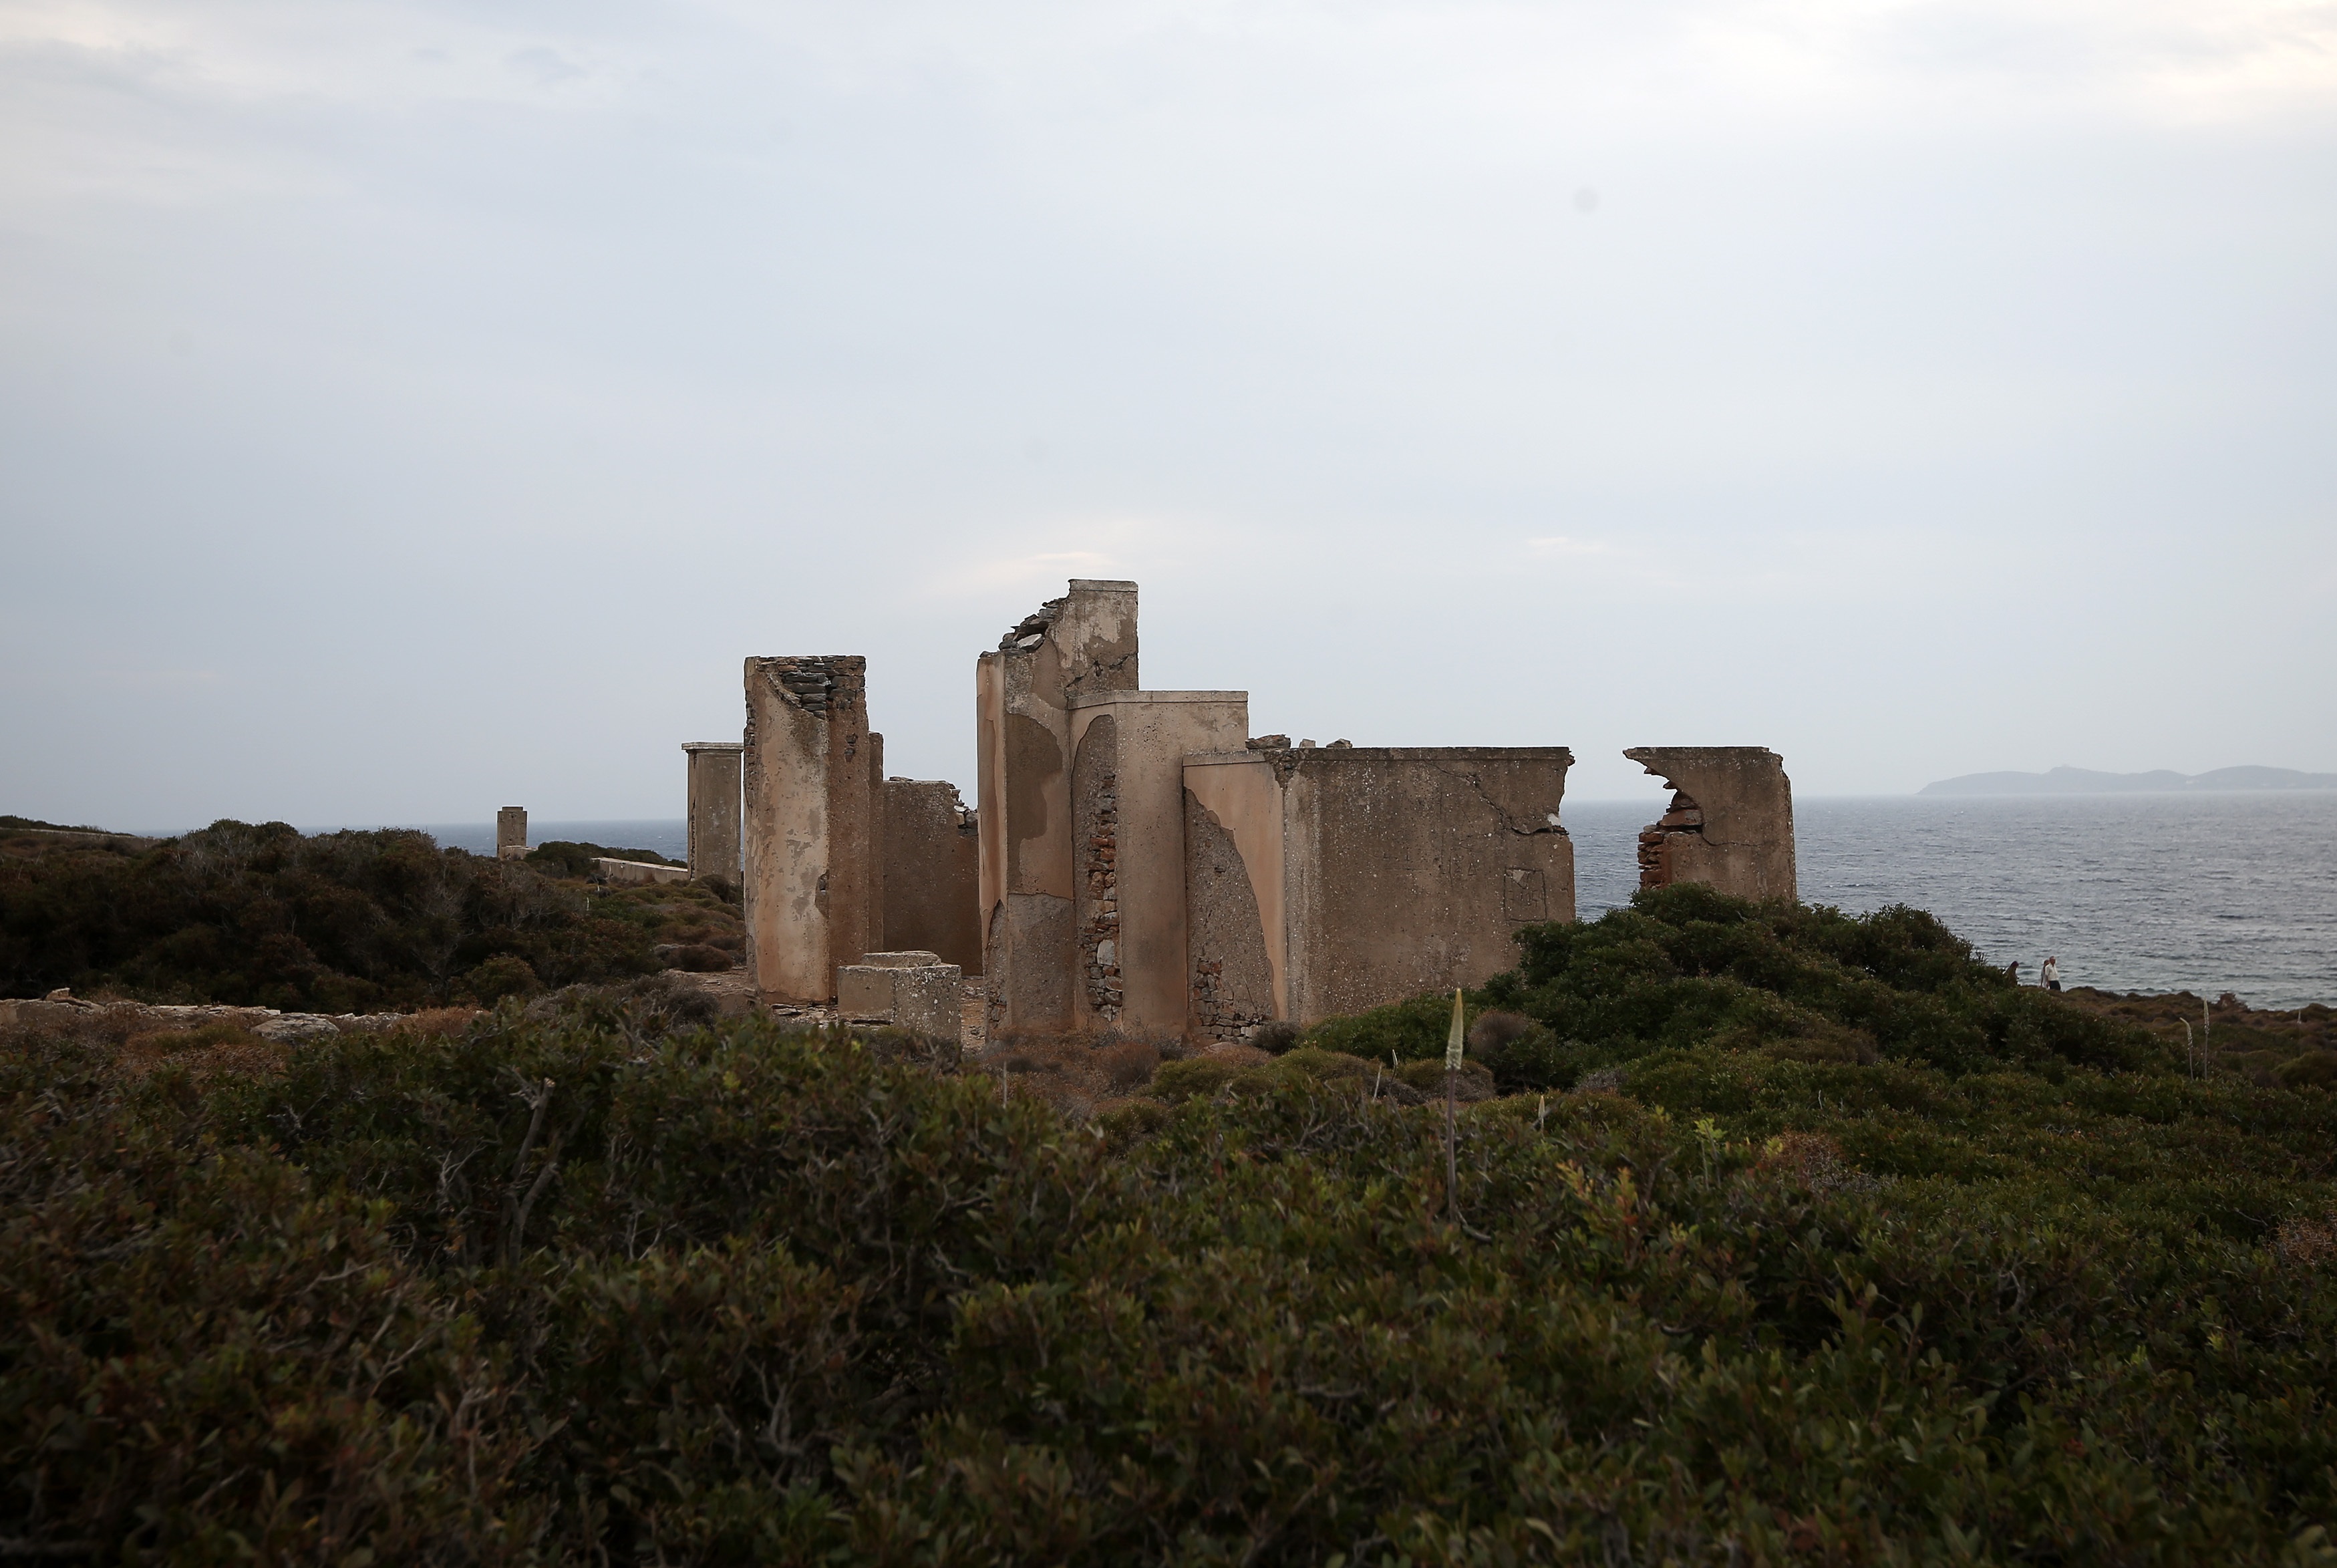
[1635,790,1705,889]
[1185,788,1273,1044]
[1080,770,1122,1024]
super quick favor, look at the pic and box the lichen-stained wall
[973,580,1139,1034]
[1069,691,1249,1034]
[1183,746,1576,1030]
[1622,746,1797,901]
[882,778,982,975]
[742,655,877,1003]
[683,742,744,885]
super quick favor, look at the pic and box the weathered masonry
[682,742,744,885]
[1070,689,1250,1034]
[496,806,528,861]
[881,779,982,975]
[726,579,1795,1036]
[742,657,881,1005]
[974,580,1141,1034]
[739,657,989,1006]
[1184,744,1577,1032]
[1624,746,1797,901]
[973,582,1588,1037]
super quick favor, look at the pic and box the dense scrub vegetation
[0,820,742,1010]
[1302,885,2335,1090]
[6,887,2336,1563]
[524,839,685,877]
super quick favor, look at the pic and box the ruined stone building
[1625,746,1797,901]
[728,578,1793,1038]
[737,656,982,1005]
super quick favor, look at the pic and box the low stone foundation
[596,856,691,887]
[835,951,964,1039]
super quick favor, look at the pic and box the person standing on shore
[2006,960,2022,984]
[2042,955,2061,993]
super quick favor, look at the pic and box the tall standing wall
[683,742,744,885]
[1183,746,1577,1032]
[1068,690,1249,1034]
[973,581,1140,1034]
[742,655,878,1003]
[882,778,982,975]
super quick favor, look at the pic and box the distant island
[1921,765,2337,796]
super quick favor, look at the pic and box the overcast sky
[3,0,2332,829]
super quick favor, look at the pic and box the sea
[1567,794,2336,1011]
[409,820,691,863]
[345,795,2336,1010]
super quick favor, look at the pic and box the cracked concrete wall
[882,778,982,975]
[742,655,877,1003]
[1183,745,1576,1030]
[1623,746,1797,901]
[1069,691,1249,1035]
[683,742,744,885]
[973,579,1140,1034]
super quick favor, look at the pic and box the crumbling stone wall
[1183,744,1577,1027]
[1184,789,1275,1043]
[683,742,744,885]
[1635,792,1704,886]
[742,655,877,1003]
[974,581,1140,1034]
[496,806,527,861]
[1069,691,1249,1036]
[1074,716,1122,1025]
[881,779,981,975]
[1622,746,1797,901]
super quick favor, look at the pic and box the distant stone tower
[496,806,528,860]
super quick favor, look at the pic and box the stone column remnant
[973,580,1140,1034]
[883,779,983,975]
[1181,745,1577,1032]
[496,806,528,860]
[742,655,877,1003]
[682,742,745,885]
[1621,746,1796,901]
[1068,690,1249,1034]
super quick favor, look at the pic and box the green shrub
[6,890,2336,1563]
[1483,883,2165,1078]
[462,952,542,1003]
[1149,1056,1243,1102]
[524,840,681,877]
[2276,1051,2337,1090]
[1299,989,1464,1063]
[1392,1056,1495,1097]
[1249,1018,1303,1054]
[1269,1046,1377,1084]
[0,820,663,1009]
